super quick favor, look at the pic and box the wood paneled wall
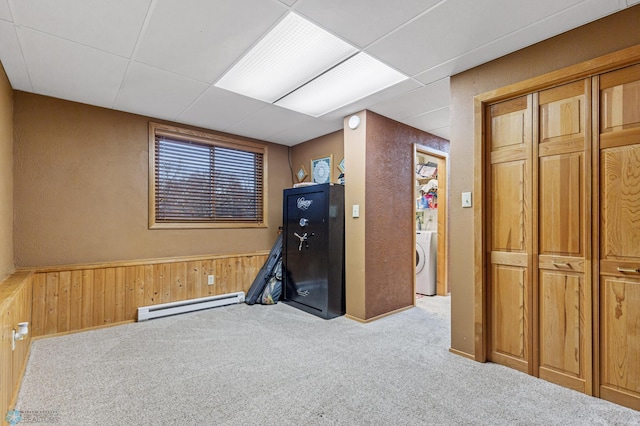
[29,252,268,337]
[0,271,33,421]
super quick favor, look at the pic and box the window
[149,123,266,229]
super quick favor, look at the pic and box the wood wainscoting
[27,252,269,338]
[0,271,34,421]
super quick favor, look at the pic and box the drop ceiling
[0,0,636,146]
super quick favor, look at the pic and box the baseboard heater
[137,292,245,321]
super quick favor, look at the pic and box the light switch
[462,192,472,208]
[352,204,360,218]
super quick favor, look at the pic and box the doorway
[414,144,449,298]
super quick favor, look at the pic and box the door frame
[413,144,449,297]
[473,44,640,366]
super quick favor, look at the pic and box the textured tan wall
[290,130,344,185]
[0,63,13,280]
[13,92,290,267]
[343,112,366,320]
[449,5,640,356]
[364,111,448,319]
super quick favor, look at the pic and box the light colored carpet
[16,296,640,425]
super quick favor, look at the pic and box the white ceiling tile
[18,28,128,108]
[322,78,421,120]
[10,0,151,57]
[226,105,315,140]
[405,106,450,131]
[368,0,587,76]
[295,0,441,47]
[417,0,623,83]
[414,62,459,86]
[0,0,635,145]
[0,20,31,91]
[0,0,12,21]
[135,0,286,83]
[426,126,449,140]
[370,78,449,120]
[178,86,267,132]
[114,62,209,121]
[267,118,343,146]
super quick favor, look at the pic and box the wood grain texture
[537,79,591,394]
[489,264,530,374]
[600,276,640,399]
[539,271,582,376]
[600,145,640,259]
[598,64,640,409]
[539,153,583,255]
[491,161,527,252]
[0,272,33,423]
[487,95,533,375]
[31,253,268,337]
[474,96,487,362]
[474,43,640,409]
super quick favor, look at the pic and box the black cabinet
[282,183,345,319]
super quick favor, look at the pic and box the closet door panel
[599,63,640,410]
[490,96,530,151]
[600,64,640,135]
[600,276,640,410]
[539,271,582,375]
[490,264,529,372]
[539,153,583,255]
[537,79,591,394]
[491,161,528,252]
[539,80,587,148]
[538,270,587,392]
[487,95,533,374]
[600,145,640,260]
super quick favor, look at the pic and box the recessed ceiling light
[215,13,357,103]
[275,53,408,117]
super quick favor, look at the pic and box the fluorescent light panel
[215,13,357,103]
[275,53,408,117]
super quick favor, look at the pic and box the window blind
[154,136,264,223]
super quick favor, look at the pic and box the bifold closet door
[486,95,533,374]
[598,63,640,410]
[537,80,592,394]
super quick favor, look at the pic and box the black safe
[282,183,345,319]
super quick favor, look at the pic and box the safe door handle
[294,232,308,251]
[617,267,640,274]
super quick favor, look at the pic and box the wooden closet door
[537,80,591,393]
[598,63,640,411]
[487,95,533,374]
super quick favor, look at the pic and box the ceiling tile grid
[0,0,634,145]
[9,0,152,58]
[177,86,267,132]
[113,61,210,121]
[0,20,31,91]
[17,26,130,109]
[0,0,11,21]
[132,0,287,84]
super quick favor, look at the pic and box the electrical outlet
[352,204,360,218]
[207,275,215,285]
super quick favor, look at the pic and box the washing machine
[416,231,437,295]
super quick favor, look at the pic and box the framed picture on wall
[296,165,308,182]
[338,157,345,173]
[311,155,333,184]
